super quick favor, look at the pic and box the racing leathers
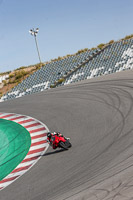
[47,132,63,149]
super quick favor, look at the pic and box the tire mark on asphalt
[60,80,133,200]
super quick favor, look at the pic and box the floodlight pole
[34,34,41,63]
[29,28,42,64]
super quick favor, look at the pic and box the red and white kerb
[0,113,49,190]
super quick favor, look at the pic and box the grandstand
[0,36,133,102]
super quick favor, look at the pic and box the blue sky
[0,0,133,72]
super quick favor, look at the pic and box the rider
[47,132,63,149]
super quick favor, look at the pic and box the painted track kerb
[0,113,49,191]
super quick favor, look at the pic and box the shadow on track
[43,149,66,156]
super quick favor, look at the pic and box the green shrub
[57,56,62,60]
[58,78,65,84]
[15,70,28,80]
[91,47,96,50]
[9,74,14,79]
[2,80,7,86]
[15,72,23,80]
[50,84,55,88]
[76,48,88,55]
[124,34,133,40]
[9,79,19,84]
[108,40,114,44]
[97,43,105,49]
[66,54,71,57]
[15,66,27,71]
[20,66,26,69]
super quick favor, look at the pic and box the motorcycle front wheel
[65,140,72,148]
[59,141,68,150]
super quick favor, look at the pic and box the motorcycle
[50,134,72,150]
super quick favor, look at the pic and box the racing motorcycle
[50,134,72,150]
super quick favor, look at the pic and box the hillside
[0,64,42,98]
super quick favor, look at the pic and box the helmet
[47,132,52,138]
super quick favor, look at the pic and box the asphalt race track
[1,70,133,200]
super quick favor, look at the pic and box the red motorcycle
[50,134,72,150]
